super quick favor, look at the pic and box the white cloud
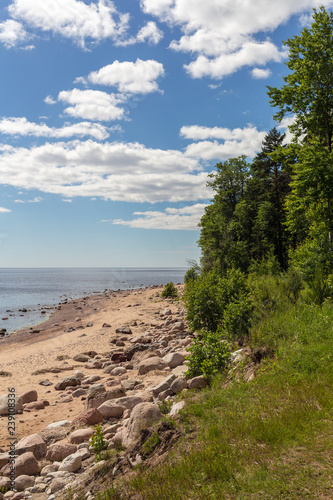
[62,199,72,202]
[112,203,208,230]
[9,0,129,49]
[251,67,272,79]
[0,207,11,213]
[141,0,330,78]
[0,117,111,140]
[277,115,296,142]
[0,19,31,48]
[0,139,211,203]
[58,89,126,121]
[181,124,266,160]
[85,59,165,94]
[15,196,43,203]
[44,95,56,105]
[117,21,163,46]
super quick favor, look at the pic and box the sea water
[0,268,187,334]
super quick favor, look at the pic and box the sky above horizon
[0,0,331,267]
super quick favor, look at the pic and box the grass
[100,291,333,499]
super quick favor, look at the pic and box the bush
[161,282,178,299]
[185,331,231,380]
[184,268,252,337]
[90,424,107,462]
[184,266,200,284]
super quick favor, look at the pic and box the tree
[267,7,333,151]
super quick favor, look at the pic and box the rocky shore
[0,284,208,499]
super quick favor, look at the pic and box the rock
[170,400,185,416]
[163,352,185,368]
[109,367,127,376]
[69,428,95,444]
[86,383,105,399]
[81,375,101,385]
[121,379,138,391]
[162,309,172,316]
[0,394,23,415]
[46,443,78,462]
[85,387,125,410]
[14,475,35,491]
[137,357,168,375]
[73,352,91,363]
[97,401,125,419]
[115,326,132,335]
[16,433,47,459]
[171,321,185,332]
[116,396,143,410]
[0,477,11,490]
[58,453,82,472]
[54,376,81,391]
[71,408,103,426]
[170,376,188,394]
[45,420,71,430]
[151,374,176,398]
[73,370,85,380]
[0,453,9,468]
[20,390,37,405]
[158,389,172,401]
[102,323,111,328]
[123,403,162,448]
[110,352,127,363]
[187,375,208,390]
[86,360,103,369]
[76,447,90,460]
[39,379,53,386]
[49,478,67,493]
[40,464,58,476]
[2,452,40,477]
[72,388,87,398]
[24,400,45,410]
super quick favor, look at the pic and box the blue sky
[0,0,329,267]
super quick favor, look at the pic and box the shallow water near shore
[0,267,186,333]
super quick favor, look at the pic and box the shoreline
[0,283,186,443]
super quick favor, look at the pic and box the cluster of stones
[0,303,209,500]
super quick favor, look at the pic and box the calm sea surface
[0,268,187,334]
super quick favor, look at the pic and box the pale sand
[0,285,183,444]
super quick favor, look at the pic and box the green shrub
[184,266,200,284]
[185,332,231,380]
[90,424,107,462]
[161,282,178,298]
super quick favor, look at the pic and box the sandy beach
[0,284,185,444]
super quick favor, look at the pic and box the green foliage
[158,399,172,414]
[90,424,107,462]
[185,331,231,380]
[184,268,252,338]
[161,281,178,299]
[184,266,200,284]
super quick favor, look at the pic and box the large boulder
[16,433,47,460]
[151,374,177,398]
[54,376,81,391]
[115,396,143,410]
[2,452,40,477]
[46,443,78,462]
[69,428,95,444]
[137,357,168,375]
[86,383,105,399]
[123,403,162,448]
[170,376,188,394]
[0,394,23,415]
[85,387,125,410]
[14,475,35,491]
[20,390,37,405]
[71,408,103,427]
[58,453,82,472]
[162,352,185,369]
[187,376,208,390]
[97,401,125,419]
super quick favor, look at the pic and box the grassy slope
[100,294,333,499]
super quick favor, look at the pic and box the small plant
[142,432,161,457]
[161,281,178,299]
[90,424,107,462]
[185,332,231,380]
[158,399,172,414]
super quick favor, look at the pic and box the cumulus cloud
[0,207,11,213]
[0,19,31,48]
[84,59,165,94]
[58,89,126,121]
[140,0,330,78]
[181,124,266,160]
[117,21,163,46]
[251,67,272,79]
[8,0,129,49]
[14,196,43,203]
[0,117,111,140]
[44,95,56,105]
[0,139,211,203]
[112,203,208,230]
